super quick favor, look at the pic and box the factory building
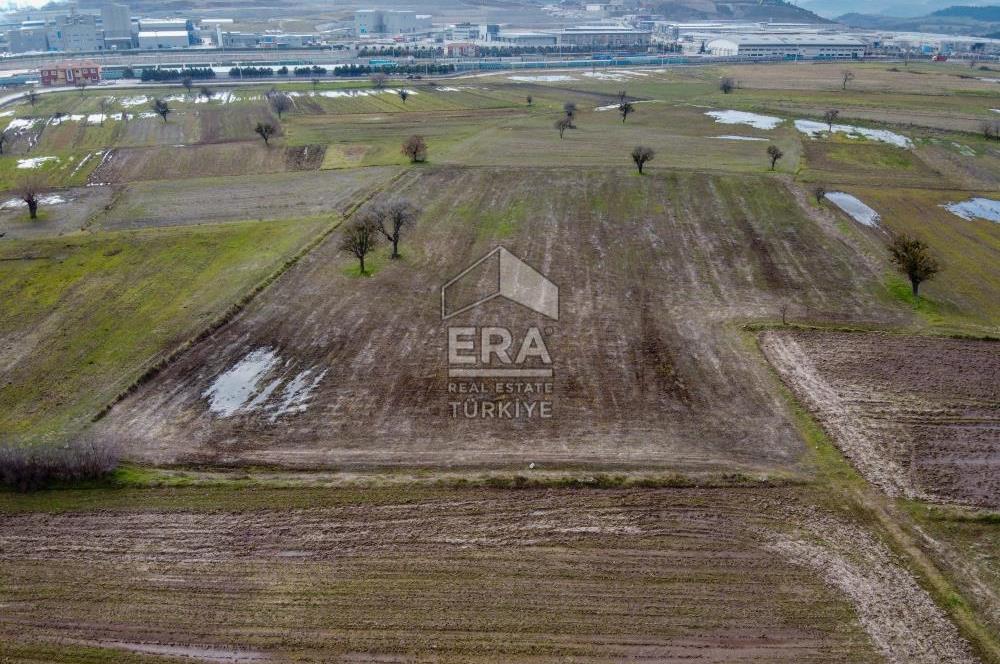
[354,9,432,37]
[705,34,866,59]
[137,30,190,49]
[553,25,651,47]
[50,12,102,52]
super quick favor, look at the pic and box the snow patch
[714,134,767,141]
[795,119,912,149]
[942,197,1000,223]
[826,192,881,227]
[508,74,576,82]
[118,95,149,108]
[16,155,58,169]
[5,117,40,131]
[705,110,783,130]
[1,193,66,209]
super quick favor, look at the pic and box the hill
[653,0,830,22]
[837,6,1000,35]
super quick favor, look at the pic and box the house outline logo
[441,246,559,321]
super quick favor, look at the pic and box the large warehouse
[706,34,866,59]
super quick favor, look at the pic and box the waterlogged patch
[594,99,662,112]
[16,156,58,169]
[203,348,327,420]
[826,192,881,227]
[315,88,417,98]
[942,197,1000,223]
[795,119,912,149]
[705,110,783,130]
[714,135,767,141]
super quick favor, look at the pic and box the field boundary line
[91,169,409,424]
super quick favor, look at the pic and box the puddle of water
[271,368,328,422]
[508,75,576,82]
[795,119,912,148]
[942,197,1000,223]
[203,348,280,417]
[826,192,881,227]
[705,110,783,130]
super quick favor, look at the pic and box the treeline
[122,67,216,81]
[229,66,277,78]
[358,46,444,57]
[336,63,455,76]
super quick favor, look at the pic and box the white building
[354,9,431,37]
[706,35,865,59]
[137,30,189,49]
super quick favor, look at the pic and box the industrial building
[354,9,432,37]
[50,12,102,52]
[705,34,866,59]
[137,30,190,49]
[553,25,651,47]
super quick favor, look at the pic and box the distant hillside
[652,0,830,22]
[931,5,1000,19]
[837,6,1000,36]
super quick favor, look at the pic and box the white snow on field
[993,109,1000,114]
[314,87,416,98]
[508,74,576,82]
[0,110,13,117]
[16,156,58,169]
[5,117,39,131]
[70,151,97,176]
[942,197,1000,223]
[86,113,106,124]
[826,192,881,227]
[436,86,461,92]
[270,368,328,421]
[705,110,783,130]
[582,70,648,81]
[49,114,84,125]
[203,348,281,417]
[594,99,662,111]
[795,119,912,149]
[714,135,767,141]
[1,193,66,209]
[979,77,1000,83]
[119,95,150,108]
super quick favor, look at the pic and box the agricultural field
[0,60,998,663]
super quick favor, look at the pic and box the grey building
[354,9,431,36]
[50,12,102,52]
[6,25,49,53]
[101,4,131,40]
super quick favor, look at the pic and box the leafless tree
[152,98,171,123]
[374,199,420,258]
[563,101,577,122]
[780,302,790,325]
[76,79,88,96]
[767,145,784,170]
[270,93,292,119]
[889,234,940,297]
[371,72,388,89]
[823,109,839,132]
[182,75,193,94]
[311,78,320,90]
[619,101,634,123]
[398,88,410,104]
[17,173,47,219]
[255,122,276,146]
[340,214,380,275]
[814,185,826,205]
[842,70,855,90]
[401,134,427,162]
[631,145,654,174]
[526,95,532,106]
[981,120,1000,142]
[720,76,735,94]
[25,88,38,106]
[0,131,6,154]
[99,97,113,126]
[555,116,573,138]
[199,86,214,101]
[618,89,627,103]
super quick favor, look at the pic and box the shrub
[0,433,120,492]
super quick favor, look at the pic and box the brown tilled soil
[89,143,326,184]
[761,330,1000,507]
[100,167,911,470]
[0,486,963,663]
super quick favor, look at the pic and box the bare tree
[270,93,292,119]
[823,109,839,133]
[841,70,855,90]
[401,134,427,163]
[720,76,735,94]
[99,97,114,126]
[182,75,193,95]
[374,199,419,259]
[340,214,380,275]
[555,116,573,139]
[0,131,6,154]
[814,185,826,205]
[618,89,627,103]
[889,234,940,297]
[767,145,784,170]
[26,88,38,107]
[311,78,320,90]
[398,88,410,104]
[981,120,1000,142]
[526,95,532,106]
[563,101,577,123]
[631,145,654,174]
[619,101,634,123]
[152,98,171,123]
[254,122,276,146]
[17,173,47,219]
[75,79,88,96]
[371,72,388,89]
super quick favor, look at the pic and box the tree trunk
[391,239,400,258]
[637,163,643,174]
[27,200,37,219]
[911,277,919,297]
[359,255,366,274]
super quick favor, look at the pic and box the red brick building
[39,60,102,87]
